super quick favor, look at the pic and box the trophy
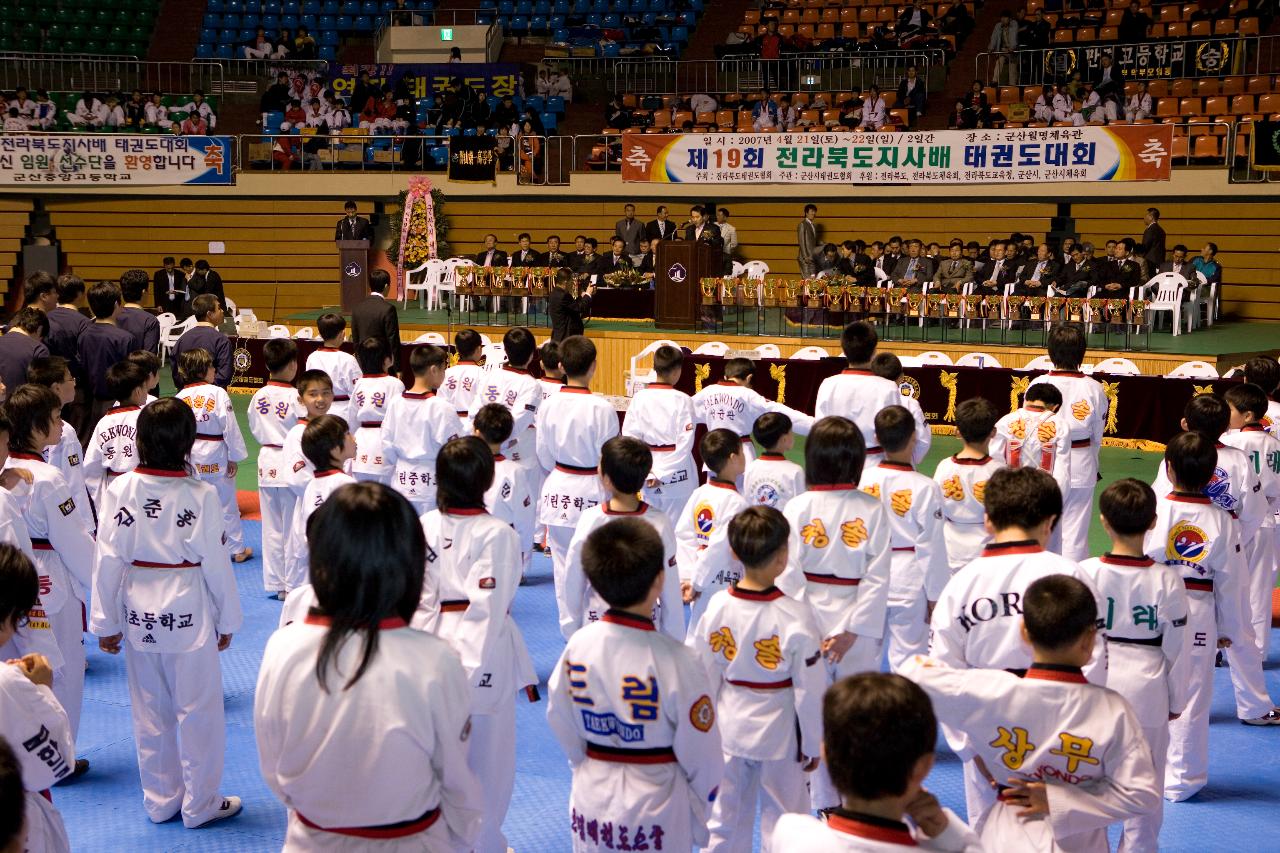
[761,279,778,307]
[1087,298,1105,325]
[926,293,943,319]
[1027,296,1045,321]
[906,291,924,318]
[700,277,718,305]
[1129,298,1147,327]
[1005,295,1025,321]
[1066,298,1084,323]
[531,267,549,297]
[782,279,801,307]
[455,265,475,296]
[1105,298,1126,323]
[945,294,960,319]
[963,293,982,322]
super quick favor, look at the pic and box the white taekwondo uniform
[743,452,806,511]
[547,609,724,853]
[382,390,464,512]
[440,358,486,430]
[176,381,248,557]
[1218,423,1280,657]
[0,661,75,853]
[349,372,403,484]
[83,403,142,520]
[248,380,300,592]
[283,469,356,593]
[773,808,982,852]
[484,451,536,574]
[0,482,61,670]
[676,479,749,631]
[305,346,361,425]
[43,421,92,530]
[931,455,1001,572]
[622,382,699,526]
[693,380,814,476]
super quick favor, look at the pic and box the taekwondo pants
[1166,590,1216,801]
[1223,573,1276,721]
[810,637,883,811]
[203,470,244,557]
[707,755,807,853]
[1059,486,1093,562]
[124,636,227,827]
[1244,529,1278,658]
[468,698,517,853]
[885,551,930,673]
[24,791,70,853]
[50,595,86,738]
[258,487,297,592]
[284,813,459,852]
[1110,643,1170,853]
[548,524,576,624]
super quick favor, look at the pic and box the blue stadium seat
[527,95,544,112]
[238,28,256,41]
[529,15,547,32]
[548,14,564,27]
[341,0,360,15]
[515,0,532,14]
[263,110,285,131]
[571,0,587,12]
[552,0,568,11]
[546,95,565,114]
[508,14,528,32]
[218,27,239,41]
[200,27,218,42]
[283,0,300,11]
[362,0,380,13]
[262,14,280,28]
[352,14,373,29]
[533,0,550,13]
[208,0,225,10]
[322,0,339,13]
[479,0,496,7]
[242,13,260,27]
[320,29,339,43]
[264,0,283,12]
[463,127,476,136]
[497,0,514,14]
[225,0,245,11]
[317,14,335,28]
[281,13,298,27]
[600,42,619,56]
[196,43,215,56]
[302,0,320,12]
[202,13,221,28]
[216,44,236,58]
[333,13,350,28]
[678,10,693,25]
[318,44,337,59]
[222,12,242,26]
[671,24,686,42]
[602,12,619,26]
[300,13,318,28]
[551,26,567,40]
[540,112,556,130]
[430,146,448,168]
[477,12,495,24]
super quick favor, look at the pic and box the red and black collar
[1242,424,1266,432]
[305,612,407,630]
[841,368,874,376]
[443,507,487,516]
[601,610,656,631]
[502,365,529,375]
[1101,553,1155,567]
[9,451,44,461]
[1166,491,1211,504]
[758,452,786,460]
[560,386,592,394]
[314,468,343,478]
[950,455,992,465]
[729,584,785,601]
[603,501,649,516]
[108,405,141,415]
[402,391,435,399]
[982,539,1042,557]
[1048,370,1085,377]
[1024,663,1088,684]
[811,483,855,491]
[879,461,913,471]
[135,466,188,478]
[709,478,737,490]
[646,382,674,389]
[267,380,294,388]
[826,811,917,846]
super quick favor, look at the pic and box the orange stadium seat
[1147,80,1168,98]
[801,9,820,23]
[743,9,761,24]
[1171,79,1193,98]
[840,22,859,37]
[1189,20,1210,37]
[1054,28,1073,42]
[1202,96,1227,115]
[781,8,800,22]
[1220,76,1244,96]
[1166,22,1188,37]
[1105,8,1123,24]
[1214,18,1236,35]
[1159,5,1180,21]
[816,22,835,38]
[1259,93,1280,114]
[1230,95,1254,115]
[820,7,839,21]
[1179,97,1203,115]
[1238,15,1259,35]
[1076,26,1097,40]
[1196,79,1220,97]
[1193,135,1221,160]
[1156,97,1179,116]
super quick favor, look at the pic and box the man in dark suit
[934,240,975,294]
[1138,207,1166,270]
[645,205,678,242]
[473,233,507,268]
[153,256,189,319]
[1057,244,1096,297]
[1093,53,1124,109]
[540,235,570,268]
[973,240,1018,296]
[117,269,161,353]
[510,232,541,267]
[573,238,603,280]
[334,200,373,242]
[683,205,723,249]
[1158,244,1193,278]
[351,268,401,357]
[1013,243,1061,296]
[548,268,593,342]
[1099,238,1142,296]
[600,238,633,277]
[891,239,935,292]
[0,307,49,400]
[615,203,644,258]
[189,260,227,312]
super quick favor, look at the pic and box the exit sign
[440,28,454,40]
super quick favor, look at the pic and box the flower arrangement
[385,178,450,270]
[603,268,646,289]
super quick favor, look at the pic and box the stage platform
[280,307,1278,398]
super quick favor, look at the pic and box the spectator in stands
[351,269,400,356]
[66,90,107,128]
[1118,0,1152,42]
[117,270,160,354]
[180,110,208,136]
[280,98,306,132]
[1022,8,1051,49]
[80,281,136,426]
[102,94,125,129]
[449,47,463,63]
[615,204,644,259]
[976,240,1017,296]
[189,260,227,312]
[549,267,593,341]
[31,89,55,129]
[935,240,975,294]
[938,1,974,45]
[1192,242,1221,286]
[518,120,541,181]
[1032,84,1055,123]
[519,106,544,135]
[897,0,933,38]
[690,92,716,115]
[646,206,678,242]
[1125,81,1153,121]
[0,306,49,397]
[243,27,275,59]
[751,90,780,130]
[2,108,25,133]
[362,89,405,134]
[391,0,414,26]
[838,89,864,127]
[124,89,147,130]
[534,66,555,96]
[778,95,799,130]
[1138,207,1166,269]
[262,72,291,113]
[273,28,293,60]
[1057,244,1095,297]
[294,26,319,59]
[179,91,217,129]
[1093,54,1124,111]
[988,11,1019,85]
[171,294,232,388]
[351,70,378,116]
[604,97,631,131]
[154,257,189,319]
[10,87,33,124]
[860,85,887,130]
[474,234,507,268]
[141,92,170,131]
[548,70,572,101]
[1015,244,1061,295]
[896,66,927,124]
[327,97,352,131]
[1075,80,1114,125]
[756,19,784,88]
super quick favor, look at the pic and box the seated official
[510,233,541,267]
[973,240,1017,297]
[598,238,633,277]
[890,239,935,292]
[573,238,603,280]
[473,234,507,268]
[933,240,975,295]
[1013,243,1060,296]
[1099,238,1141,298]
[540,235,571,269]
[637,237,660,285]
[1056,244,1096,297]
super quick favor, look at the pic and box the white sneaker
[192,797,242,828]
[1241,709,1280,726]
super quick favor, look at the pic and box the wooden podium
[336,239,371,312]
[655,240,720,330]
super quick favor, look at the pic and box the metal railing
[0,50,139,62]
[0,58,224,100]
[239,132,528,173]
[975,35,1278,87]
[607,51,945,95]
[515,134,572,185]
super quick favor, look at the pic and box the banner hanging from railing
[621,125,1173,184]
[325,63,522,102]
[1041,38,1240,81]
[0,134,233,185]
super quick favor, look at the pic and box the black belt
[728,678,793,689]
[31,537,52,550]
[1107,635,1163,647]
[440,599,469,613]
[297,805,441,839]
[555,462,596,475]
[1071,438,1092,448]
[585,743,676,764]
[1185,578,1213,592]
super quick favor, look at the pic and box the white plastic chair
[1188,270,1212,328]
[755,343,781,358]
[916,350,953,366]
[897,355,922,367]
[730,260,747,278]
[478,332,493,346]
[268,324,291,338]
[1142,274,1189,336]
[874,267,890,284]
[155,312,176,354]
[1093,357,1140,375]
[1165,360,1219,379]
[1023,354,1056,371]
[626,338,681,395]
[442,258,474,312]
[224,296,237,317]
[956,352,1002,368]
[160,315,196,365]
[294,327,315,339]
[743,261,770,306]
[481,342,509,372]
[693,341,730,356]
[790,345,830,360]
[413,332,447,344]
[405,258,448,310]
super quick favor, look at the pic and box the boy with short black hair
[1080,478,1188,850]
[305,313,361,425]
[692,505,825,852]
[1241,354,1280,428]
[1028,324,1109,561]
[248,338,301,595]
[547,518,723,853]
[1147,432,1279,804]
[561,436,683,640]
[382,345,464,512]
[1221,382,1280,659]
[815,321,902,453]
[283,414,356,593]
[869,351,932,464]
[83,359,149,510]
[932,397,1002,572]
[79,280,135,433]
[742,412,806,510]
[117,269,160,354]
[772,673,979,851]
[622,344,699,526]
[860,405,949,672]
[473,402,535,574]
[677,428,750,629]
[905,575,1160,851]
[692,357,813,474]
[349,336,401,484]
[469,327,542,483]
[281,369,335,504]
[440,328,486,427]
[26,356,92,529]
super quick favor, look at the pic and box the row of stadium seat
[3,0,158,56]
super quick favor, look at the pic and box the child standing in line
[248,338,300,597]
[676,429,749,631]
[547,518,723,853]
[175,348,251,563]
[27,357,92,530]
[535,336,620,609]
[82,360,149,513]
[691,506,825,853]
[90,398,243,829]
[1081,478,1189,851]
[532,341,566,543]
[621,345,699,527]
[125,350,161,404]
[741,412,806,511]
[869,351,933,465]
[991,382,1071,496]
[419,437,536,853]
[813,321,905,456]
[283,415,357,594]
[469,328,543,499]
[932,398,1002,573]
[349,336,403,484]
[693,357,814,477]
[440,328,486,430]
[859,406,950,672]
[561,436,683,640]
[382,345,464,512]
[473,403,536,575]
[305,313,362,426]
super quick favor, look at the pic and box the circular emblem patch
[232,347,252,374]
[694,502,715,535]
[899,376,921,399]
[667,262,687,283]
[1168,522,1207,564]
[753,483,779,507]
[344,261,362,278]
[690,695,715,733]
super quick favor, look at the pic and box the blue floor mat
[54,519,1280,852]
